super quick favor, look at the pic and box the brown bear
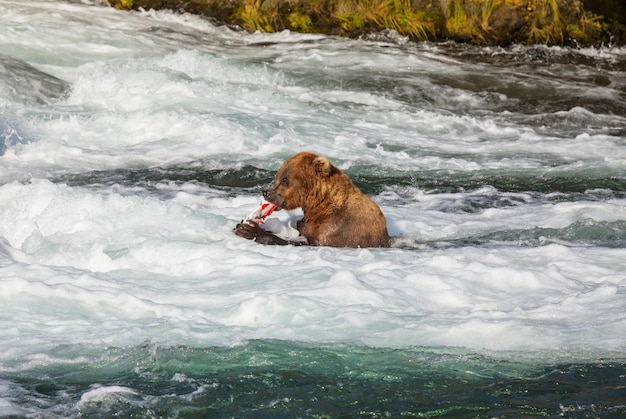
[234,152,391,248]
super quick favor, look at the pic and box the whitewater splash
[0,0,625,416]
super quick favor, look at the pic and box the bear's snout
[263,189,280,207]
[263,187,286,210]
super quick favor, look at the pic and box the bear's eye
[281,177,289,186]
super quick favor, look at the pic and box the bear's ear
[313,156,332,177]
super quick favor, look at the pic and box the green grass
[527,0,564,45]
[107,0,612,46]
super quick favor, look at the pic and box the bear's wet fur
[235,152,391,248]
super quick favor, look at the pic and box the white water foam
[77,385,138,407]
[0,180,625,360]
[0,0,625,368]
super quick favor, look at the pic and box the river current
[1,0,625,417]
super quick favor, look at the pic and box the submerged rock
[0,54,69,105]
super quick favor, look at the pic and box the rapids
[0,0,625,416]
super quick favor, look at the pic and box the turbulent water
[1,0,626,417]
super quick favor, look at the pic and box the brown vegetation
[107,0,623,46]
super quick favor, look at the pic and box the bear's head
[263,152,333,210]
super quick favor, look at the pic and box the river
[1,0,625,417]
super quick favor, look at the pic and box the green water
[4,340,625,418]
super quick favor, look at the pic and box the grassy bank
[107,0,623,46]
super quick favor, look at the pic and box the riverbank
[106,0,624,46]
